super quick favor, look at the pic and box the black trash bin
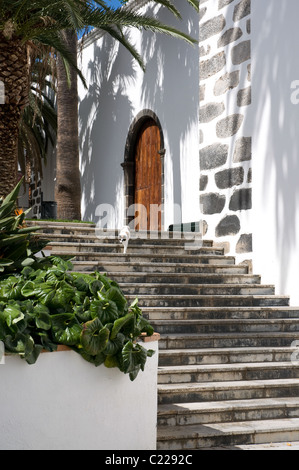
[41,201,57,220]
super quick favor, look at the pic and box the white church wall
[251,0,299,305]
[78,0,199,230]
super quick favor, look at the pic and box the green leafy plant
[0,178,49,274]
[0,256,155,381]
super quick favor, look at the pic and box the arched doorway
[122,110,165,231]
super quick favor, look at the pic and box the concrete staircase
[30,221,299,450]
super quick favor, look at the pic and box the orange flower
[14,208,27,228]
[15,208,24,216]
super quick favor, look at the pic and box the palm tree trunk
[0,106,21,198]
[56,30,81,220]
[0,33,29,198]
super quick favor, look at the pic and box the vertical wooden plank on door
[134,119,162,231]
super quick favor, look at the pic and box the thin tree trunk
[0,106,20,198]
[56,30,81,220]
[0,34,29,198]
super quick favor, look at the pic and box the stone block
[214,70,240,96]
[237,86,251,106]
[247,19,251,34]
[236,233,253,253]
[200,52,226,80]
[233,0,251,22]
[199,45,211,57]
[215,215,241,237]
[216,114,244,138]
[247,167,252,183]
[229,188,252,211]
[231,40,251,65]
[215,167,244,189]
[200,193,226,214]
[233,137,252,162]
[247,63,251,81]
[218,0,234,9]
[200,143,228,170]
[199,15,226,42]
[200,102,225,123]
[200,175,208,191]
[199,85,206,101]
[199,7,207,22]
[218,27,243,48]
[202,220,208,236]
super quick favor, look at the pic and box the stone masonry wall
[199,0,252,262]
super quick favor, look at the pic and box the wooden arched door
[134,119,162,231]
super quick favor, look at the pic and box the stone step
[158,332,299,349]
[29,222,210,241]
[45,241,222,256]
[46,250,236,265]
[71,261,249,274]
[225,441,299,450]
[156,418,299,450]
[29,221,299,450]
[157,362,299,384]
[143,306,299,321]
[103,272,261,285]
[126,294,289,308]
[158,379,299,405]
[35,231,213,247]
[27,220,96,228]
[150,318,299,335]
[157,397,299,426]
[120,283,275,296]
[27,222,97,237]
[158,346,298,367]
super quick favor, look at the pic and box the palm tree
[0,0,198,200]
[56,30,81,220]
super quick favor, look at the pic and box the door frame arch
[122,109,166,229]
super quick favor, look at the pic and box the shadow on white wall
[78,1,199,228]
[251,0,299,301]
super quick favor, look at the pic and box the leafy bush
[0,256,154,381]
[0,180,155,380]
[0,178,48,274]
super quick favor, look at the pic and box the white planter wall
[0,340,158,450]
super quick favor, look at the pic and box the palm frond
[18,57,57,182]
[1,0,198,92]
[100,24,145,71]
[140,0,182,19]
[36,32,87,88]
[86,9,197,45]
[185,0,200,12]
[61,0,85,29]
